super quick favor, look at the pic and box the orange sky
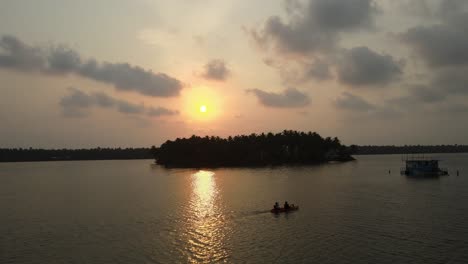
[1,0,468,148]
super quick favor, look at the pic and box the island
[153,130,354,168]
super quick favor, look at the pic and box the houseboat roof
[401,155,441,162]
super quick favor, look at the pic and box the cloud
[253,15,336,55]
[60,88,179,118]
[385,0,468,20]
[94,92,116,107]
[0,35,183,97]
[303,60,332,81]
[147,106,179,117]
[47,46,82,74]
[433,68,468,94]
[386,75,467,108]
[0,35,45,71]
[372,107,402,119]
[262,57,300,84]
[201,59,230,81]
[439,0,468,17]
[59,88,94,108]
[310,0,377,31]
[251,0,377,55]
[283,0,303,15]
[59,88,94,117]
[393,0,433,17]
[396,67,468,105]
[408,84,446,103]
[116,101,145,114]
[398,11,468,107]
[262,57,331,85]
[334,92,402,119]
[334,92,375,111]
[78,60,182,97]
[400,13,468,68]
[250,1,379,86]
[337,46,403,87]
[440,103,468,114]
[247,88,310,108]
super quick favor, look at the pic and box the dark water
[1,154,468,263]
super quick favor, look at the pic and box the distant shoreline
[0,148,152,163]
[353,145,468,155]
[2,153,466,164]
[354,152,468,156]
[0,158,153,163]
[2,144,468,163]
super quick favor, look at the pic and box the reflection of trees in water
[184,170,229,263]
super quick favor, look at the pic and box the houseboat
[400,156,448,177]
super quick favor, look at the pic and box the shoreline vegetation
[1,132,467,163]
[154,130,354,168]
[0,148,152,163]
[353,145,468,155]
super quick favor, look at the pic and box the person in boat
[284,201,290,210]
[273,202,279,210]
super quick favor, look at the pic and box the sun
[181,86,223,122]
[200,105,207,113]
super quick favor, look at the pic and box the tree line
[0,147,152,162]
[353,145,468,155]
[3,140,467,163]
[154,130,354,167]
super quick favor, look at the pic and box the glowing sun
[182,86,223,122]
[200,105,207,113]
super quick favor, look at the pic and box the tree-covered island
[153,130,354,168]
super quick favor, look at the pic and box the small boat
[271,205,299,213]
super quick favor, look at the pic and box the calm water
[1,154,468,263]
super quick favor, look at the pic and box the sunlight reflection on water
[184,170,228,263]
[192,170,216,218]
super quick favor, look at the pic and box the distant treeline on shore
[353,145,468,155]
[2,142,468,163]
[0,148,153,162]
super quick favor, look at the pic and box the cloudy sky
[1,0,468,148]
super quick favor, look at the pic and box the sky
[1,0,468,148]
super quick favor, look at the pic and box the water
[1,154,468,263]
